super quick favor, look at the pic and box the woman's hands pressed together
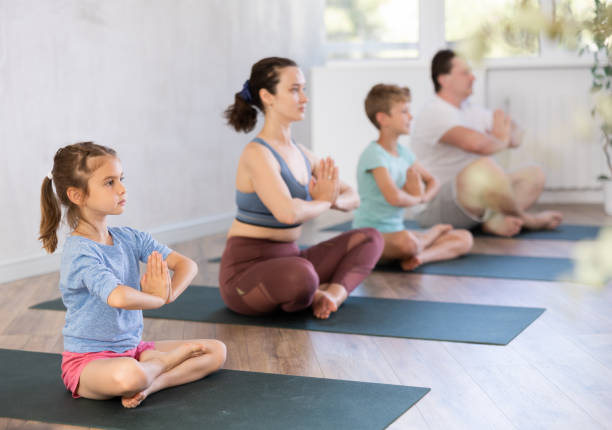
[310,157,340,204]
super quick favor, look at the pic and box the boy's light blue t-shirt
[353,141,416,233]
[59,226,171,353]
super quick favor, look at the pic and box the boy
[353,84,473,270]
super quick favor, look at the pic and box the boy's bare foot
[522,211,563,230]
[312,284,348,319]
[140,343,208,373]
[400,255,423,271]
[413,224,453,249]
[122,391,147,408]
[482,213,523,237]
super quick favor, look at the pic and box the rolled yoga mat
[32,286,545,345]
[377,253,574,282]
[322,220,602,241]
[0,348,428,430]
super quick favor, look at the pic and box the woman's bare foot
[400,255,423,271]
[522,211,563,230]
[121,391,147,408]
[312,290,338,319]
[482,213,523,237]
[312,284,348,319]
[140,342,208,373]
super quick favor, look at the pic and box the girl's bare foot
[400,255,423,271]
[312,284,348,319]
[140,343,208,373]
[121,391,146,408]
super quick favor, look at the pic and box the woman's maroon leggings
[218,228,383,315]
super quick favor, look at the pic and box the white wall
[0,0,325,283]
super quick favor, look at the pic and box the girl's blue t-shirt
[59,226,171,353]
[353,141,416,233]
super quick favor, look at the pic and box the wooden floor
[1,203,612,429]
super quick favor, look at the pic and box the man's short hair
[431,49,456,93]
[364,83,411,129]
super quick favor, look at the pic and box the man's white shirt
[410,95,493,186]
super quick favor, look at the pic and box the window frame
[323,0,593,68]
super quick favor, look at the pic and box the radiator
[486,66,605,191]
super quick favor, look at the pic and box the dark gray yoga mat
[322,220,602,241]
[32,286,545,345]
[377,253,574,282]
[0,349,427,430]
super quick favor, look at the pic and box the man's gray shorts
[414,179,483,229]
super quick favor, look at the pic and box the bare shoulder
[296,142,318,166]
[243,140,276,163]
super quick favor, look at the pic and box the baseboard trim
[0,212,234,285]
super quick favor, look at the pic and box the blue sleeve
[72,253,121,303]
[359,144,388,173]
[130,228,172,262]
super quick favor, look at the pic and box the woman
[220,57,383,319]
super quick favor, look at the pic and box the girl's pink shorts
[61,341,155,398]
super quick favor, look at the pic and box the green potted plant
[586,0,612,214]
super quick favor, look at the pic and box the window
[445,0,540,58]
[555,0,598,48]
[324,0,419,60]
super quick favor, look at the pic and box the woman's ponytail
[224,57,297,134]
[224,93,258,133]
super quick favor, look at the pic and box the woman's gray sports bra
[236,137,312,228]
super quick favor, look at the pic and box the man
[410,49,562,236]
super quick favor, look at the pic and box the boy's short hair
[364,84,411,129]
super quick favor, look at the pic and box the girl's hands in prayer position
[140,251,171,302]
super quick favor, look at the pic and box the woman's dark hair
[39,142,117,253]
[431,49,456,93]
[224,57,297,133]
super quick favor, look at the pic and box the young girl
[220,57,383,320]
[39,142,226,408]
[355,84,473,270]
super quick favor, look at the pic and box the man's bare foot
[140,343,208,373]
[482,213,523,237]
[522,211,563,230]
[400,255,423,271]
[122,391,147,408]
[312,284,347,319]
